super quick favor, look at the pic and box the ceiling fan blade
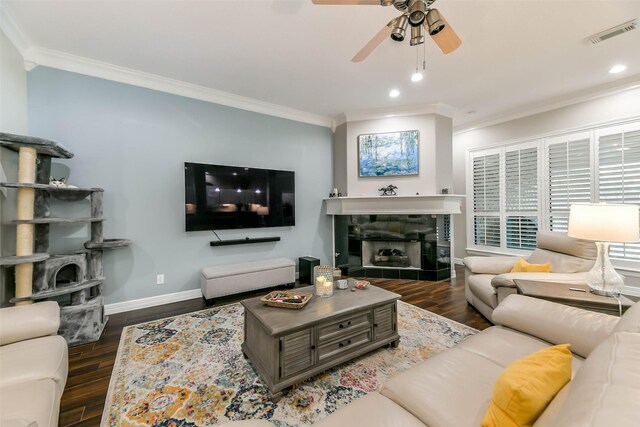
[312,0,384,4]
[352,18,399,62]
[429,13,462,54]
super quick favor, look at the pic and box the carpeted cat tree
[0,132,131,346]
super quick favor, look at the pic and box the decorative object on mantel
[359,130,419,177]
[0,132,132,346]
[314,265,334,297]
[379,184,398,196]
[329,187,343,197]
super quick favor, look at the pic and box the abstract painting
[358,130,419,177]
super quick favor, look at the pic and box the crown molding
[336,103,456,127]
[0,2,29,56]
[453,74,640,135]
[22,47,334,128]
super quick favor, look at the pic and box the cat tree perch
[0,132,131,346]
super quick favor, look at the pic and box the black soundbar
[209,237,281,247]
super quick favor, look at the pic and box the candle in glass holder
[314,265,334,297]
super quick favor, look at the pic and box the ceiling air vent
[586,19,638,44]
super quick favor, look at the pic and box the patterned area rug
[102,300,476,426]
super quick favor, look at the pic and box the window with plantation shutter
[596,123,640,261]
[472,153,500,247]
[505,146,538,249]
[467,119,640,266]
[545,133,592,232]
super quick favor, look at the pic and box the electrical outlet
[156,274,165,285]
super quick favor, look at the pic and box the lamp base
[589,287,621,297]
[585,242,624,297]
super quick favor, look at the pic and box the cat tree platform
[1,132,131,346]
[1,182,103,201]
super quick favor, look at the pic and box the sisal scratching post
[15,147,36,305]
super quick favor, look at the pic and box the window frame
[465,117,640,267]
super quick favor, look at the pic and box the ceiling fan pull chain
[423,39,426,70]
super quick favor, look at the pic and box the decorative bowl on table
[354,280,370,290]
[260,291,312,309]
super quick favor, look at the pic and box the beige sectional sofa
[0,302,69,427]
[312,294,640,427]
[464,231,597,320]
[232,295,640,427]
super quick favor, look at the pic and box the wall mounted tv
[184,162,295,231]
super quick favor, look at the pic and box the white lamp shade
[568,203,640,243]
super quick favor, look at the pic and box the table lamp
[568,203,640,296]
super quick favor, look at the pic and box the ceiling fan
[312,0,461,62]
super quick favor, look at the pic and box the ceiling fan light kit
[408,0,428,25]
[410,25,425,46]
[391,15,409,41]
[426,9,445,35]
[312,0,461,62]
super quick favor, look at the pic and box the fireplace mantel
[324,195,465,215]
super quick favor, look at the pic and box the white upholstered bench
[201,258,296,305]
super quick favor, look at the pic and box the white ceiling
[4,0,640,128]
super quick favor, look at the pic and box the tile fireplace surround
[326,195,464,281]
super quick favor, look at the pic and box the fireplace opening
[52,263,82,288]
[362,241,421,269]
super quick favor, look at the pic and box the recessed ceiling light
[609,64,627,74]
[389,89,400,98]
[411,72,423,82]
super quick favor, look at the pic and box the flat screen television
[184,162,295,231]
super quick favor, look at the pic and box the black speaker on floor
[299,256,320,285]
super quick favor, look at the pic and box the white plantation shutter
[473,153,501,247]
[505,146,538,249]
[597,123,640,261]
[546,133,592,232]
[467,119,640,266]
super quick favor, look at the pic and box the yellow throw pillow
[510,258,551,273]
[482,344,572,427]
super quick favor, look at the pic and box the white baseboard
[105,271,301,315]
[104,289,202,315]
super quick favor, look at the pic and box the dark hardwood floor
[59,265,489,426]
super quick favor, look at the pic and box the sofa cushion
[464,256,520,275]
[541,332,640,427]
[482,344,572,427]
[510,258,551,273]
[468,274,498,309]
[535,231,596,260]
[491,272,587,289]
[0,335,68,392]
[612,300,640,333]
[0,379,60,427]
[313,392,425,427]
[527,249,594,273]
[380,326,582,427]
[0,302,60,346]
[493,295,617,358]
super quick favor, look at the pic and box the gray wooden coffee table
[241,284,401,401]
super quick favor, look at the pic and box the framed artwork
[358,130,419,177]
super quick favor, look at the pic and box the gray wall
[452,87,640,261]
[336,114,453,197]
[0,29,27,306]
[27,66,333,305]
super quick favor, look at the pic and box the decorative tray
[260,290,312,309]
